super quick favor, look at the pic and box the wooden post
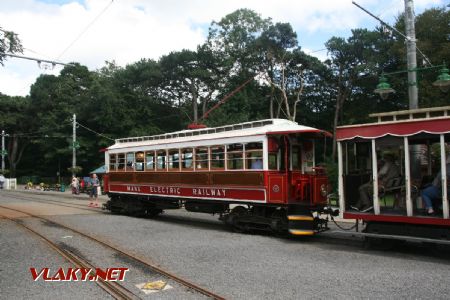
[338,141,345,218]
[404,137,413,216]
[372,140,380,215]
[441,135,449,219]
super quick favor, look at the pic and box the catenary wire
[56,0,114,60]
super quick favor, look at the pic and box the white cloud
[0,0,444,96]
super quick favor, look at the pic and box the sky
[0,0,445,97]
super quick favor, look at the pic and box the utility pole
[1,130,6,173]
[72,114,76,177]
[404,0,418,109]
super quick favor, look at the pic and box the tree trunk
[190,82,198,122]
[332,88,350,159]
[7,135,27,177]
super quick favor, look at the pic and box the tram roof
[108,119,330,150]
[336,115,450,141]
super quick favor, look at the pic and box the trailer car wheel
[229,206,248,233]
[146,208,163,218]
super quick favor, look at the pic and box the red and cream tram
[336,106,450,243]
[104,119,331,235]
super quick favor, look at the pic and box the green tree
[0,94,31,176]
[0,27,23,65]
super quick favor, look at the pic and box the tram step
[287,215,315,236]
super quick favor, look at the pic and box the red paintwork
[187,123,207,129]
[337,117,450,141]
[107,169,328,206]
[268,175,285,203]
[268,137,279,152]
[344,212,450,226]
[103,175,109,193]
[290,172,328,205]
[109,183,266,202]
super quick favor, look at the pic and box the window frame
[210,145,225,170]
[156,150,167,171]
[226,143,244,170]
[181,148,194,171]
[168,149,181,171]
[195,146,209,171]
[145,150,155,171]
[109,153,117,172]
[245,142,263,170]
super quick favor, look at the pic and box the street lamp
[374,64,450,100]
[432,66,450,92]
[374,75,395,100]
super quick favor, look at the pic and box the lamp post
[404,0,418,109]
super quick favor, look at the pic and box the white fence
[3,178,17,190]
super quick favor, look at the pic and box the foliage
[0,7,448,177]
[0,27,23,65]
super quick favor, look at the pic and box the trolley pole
[1,130,6,174]
[72,114,76,177]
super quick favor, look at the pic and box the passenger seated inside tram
[421,153,450,215]
[126,161,134,170]
[351,153,400,212]
[251,159,263,170]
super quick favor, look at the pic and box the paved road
[1,190,449,299]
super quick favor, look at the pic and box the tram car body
[104,119,331,235]
[336,106,450,243]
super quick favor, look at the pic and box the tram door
[267,136,288,203]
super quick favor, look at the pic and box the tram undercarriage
[105,194,333,235]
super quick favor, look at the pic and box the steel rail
[0,204,226,300]
[2,191,103,212]
[0,210,138,300]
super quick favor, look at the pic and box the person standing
[0,173,5,190]
[89,173,100,207]
[71,176,79,195]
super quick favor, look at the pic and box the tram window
[195,147,209,170]
[145,151,155,171]
[210,145,225,170]
[126,153,134,171]
[268,153,278,170]
[156,150,167,171]
[135,152,144,171]
[168,149,180,170]
[245,142,263,170]
[227,143,243,170]
[181,148,194,170]
[292,146,301,170]
[109,154,117,171]
[117,153,125,171]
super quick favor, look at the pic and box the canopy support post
[338,141,345,218]
[404,137,413,217]
[440,135,449,219]
[372,140,380,215]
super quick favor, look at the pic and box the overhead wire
[56,0,114,60]
[75,121,115,141]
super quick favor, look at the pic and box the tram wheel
[145,208,163,218]
[271,209,288,236]
[229,206,248,233]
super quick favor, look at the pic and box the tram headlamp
[320,184,327,197]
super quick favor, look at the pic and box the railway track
[0,204,226,300]
[1,191,104,212]
[0,209,138,300]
